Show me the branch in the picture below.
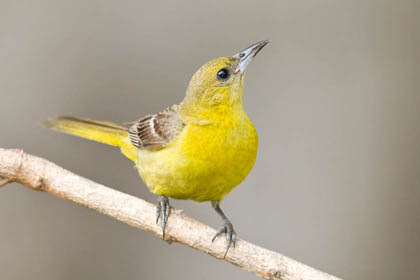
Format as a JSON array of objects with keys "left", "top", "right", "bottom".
[
  {"left": 0, "top": 148, "right": 341, "bottom": 280},
  {"left": 0, "top": 177, "right": 12, "bottom": 187}
]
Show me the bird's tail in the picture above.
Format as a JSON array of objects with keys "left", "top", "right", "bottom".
[{"left": 44, "top": 116, "right": 137, "bottom": 162}]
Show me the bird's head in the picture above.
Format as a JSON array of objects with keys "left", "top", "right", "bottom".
[{"left": 181, "top": 40, "right": 269, "bottom": 117}]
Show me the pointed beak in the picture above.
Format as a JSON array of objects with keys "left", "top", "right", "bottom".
[{"left": 233, "top": 40, "right": 270, "bottom": 74}]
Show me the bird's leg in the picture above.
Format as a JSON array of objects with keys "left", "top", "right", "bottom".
[
  {"left": 211, "top": 200, "right": 237, "bottom": 257},
  {"left": 155, "top": 195, "right": 171, "bottom": 240}
]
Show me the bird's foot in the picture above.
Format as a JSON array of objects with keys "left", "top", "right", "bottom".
[
  {"left": 212, "top": 220, "right": 237, "bottom": 258},
  {"left": 156, "top": 195, "right": 171, "bottom": 240}
]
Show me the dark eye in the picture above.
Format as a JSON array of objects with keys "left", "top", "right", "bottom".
[{"left": 216, "top": 68, "right": 230, "bottom": 81}]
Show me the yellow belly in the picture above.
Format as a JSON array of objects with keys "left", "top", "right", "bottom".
[{"left": 135, "top": 117, "right": 258, "bottom": 202}]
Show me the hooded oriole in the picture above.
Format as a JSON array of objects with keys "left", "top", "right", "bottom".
[{"left": 45, "top": 40, "right": 269, "bottom": 256}]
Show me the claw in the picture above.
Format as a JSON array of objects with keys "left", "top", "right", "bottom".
[
  {"left": 232, "top": 232, "right": 237, "bottom": 248},
  {"left": 212, "top": 220, "right": 237, "bottom": 258},
  {"left": 211, "top": 226, "right": 227, "bottom": 243},
  {"left": 155, "top": 196, "right": 171, "bottom": 240},
  {"left": 211, "top": 201, "right": 237, "bottom": 257},
  {"left": 156, "top": 204, "right": 161, "bottom": 224}
]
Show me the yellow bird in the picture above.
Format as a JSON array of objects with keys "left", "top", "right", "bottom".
[{"left": 45, "top": 40, "right": 269, "bottom": 256}]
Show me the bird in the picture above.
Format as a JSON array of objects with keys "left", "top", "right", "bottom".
[{"left": 45, "top": 40, "right": 270, "bottom": 257}]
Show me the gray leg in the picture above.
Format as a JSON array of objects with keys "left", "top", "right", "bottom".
[
  {"left": 211, "top": 201, "right": 237, "bottom": 257},
  {"left": 156, "top": 195, "right": 171, "bottom": 240}
]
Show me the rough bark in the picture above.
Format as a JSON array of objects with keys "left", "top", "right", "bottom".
[{"left": 0, "top": 148, "right": 341, "bottom": 280}]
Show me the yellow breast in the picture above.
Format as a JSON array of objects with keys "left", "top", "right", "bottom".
[{"left": 136, "top": 108, "right": 258, "bottom": 202}]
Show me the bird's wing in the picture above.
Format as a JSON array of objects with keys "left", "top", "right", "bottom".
[{"left": 128, "top": 105, "right": 186, "bottom": 150}]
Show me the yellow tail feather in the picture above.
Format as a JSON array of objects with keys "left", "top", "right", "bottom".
[{"left": 44, "top": 116, "right": 137, "bottom": 162}]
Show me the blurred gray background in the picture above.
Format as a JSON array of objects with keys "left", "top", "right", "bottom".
[{"left": 1, "top": 1, "right": 419, "bottom": 279}]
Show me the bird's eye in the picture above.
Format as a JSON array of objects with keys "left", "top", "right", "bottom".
[{"left": 216, "top": 68, "right": 230, "bottom": 81}]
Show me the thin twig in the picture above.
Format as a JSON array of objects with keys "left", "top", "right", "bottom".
[{"left": 0, "top": 148, "right": 341, "bottom": 280}]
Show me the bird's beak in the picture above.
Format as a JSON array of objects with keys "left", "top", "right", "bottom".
[{"left": 233, "top": 40, "right": 270, "bottom": 74}]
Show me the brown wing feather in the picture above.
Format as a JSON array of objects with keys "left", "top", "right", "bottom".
[{"left": 128, "top": 105, "right": 185, "bottom": 150}]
